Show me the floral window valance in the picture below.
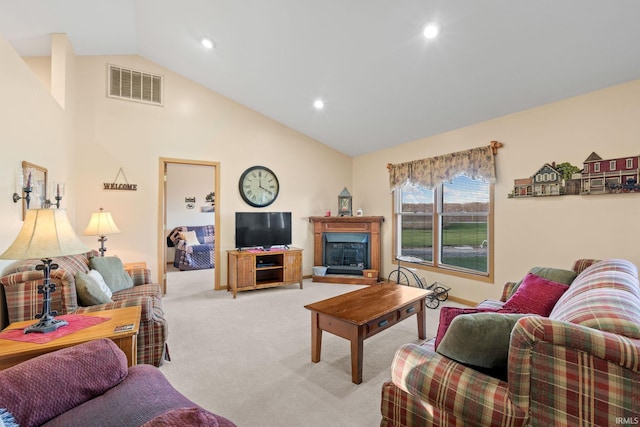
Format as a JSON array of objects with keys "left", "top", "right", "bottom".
[{"left": 387, "top": 141, "right": 502, "bottom": 190}]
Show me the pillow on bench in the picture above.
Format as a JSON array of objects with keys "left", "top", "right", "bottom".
[
  {"left": 506, "top": 266, "right": 577, "bottom": 300},
  {"left": 435, "top": 271, "right": 571, "bottom": 377},
  {"left": 75, "top": 271, "right": 113, "bottom": 306},
  {"left": 0, "top": 339, "right": 128, "bottom": 427},
  {"left": 502, "top": 272, "right": 570, "bottom": 316},
  {"left": 89, "top": 256, "right": 134, "bottom": 293},
  {"left": 437, "top": 312, "right": 530, "bottom": 370}
]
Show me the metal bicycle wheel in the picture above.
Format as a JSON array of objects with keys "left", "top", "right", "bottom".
[
  {"left": 388, "top": 269, "right": 410, "bottom": 286},
  {"left": 434, "top": 286, "right": 449, "bottom": 301},
  {"left": 425, "top": 296, "right": 440, "bottom": 309}
]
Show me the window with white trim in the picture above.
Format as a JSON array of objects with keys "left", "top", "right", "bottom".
[
  {"left": 393, "top": 175, "right": 492, "bottom": 277},
  {"left": 610, "top": 160, "right": 616, "bottom": 170},
  {"left": 594, "top": 163, "right": 600, "bottom": 172},
  {"left": 626, "top": 158, "right": 633, "bottom": 169}
]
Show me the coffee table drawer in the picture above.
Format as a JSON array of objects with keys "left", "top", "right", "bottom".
[
  {"left": 366, "top": 312, "right": 397, "bottom": 336},
  {"left": 398, "top": 301, "right": 422, "bottom": 321}
]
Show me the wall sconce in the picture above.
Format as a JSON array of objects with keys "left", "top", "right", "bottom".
[
  {"left": 12, "top": 168, "right": 33, "bottom": 209},
  {"left": 43, "top": 182, "right": 65, "bottom": 209},
  {"left": 12, "top": 162, "right": 51, "bottom": 218}
]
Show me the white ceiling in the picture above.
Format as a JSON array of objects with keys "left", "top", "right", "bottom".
[{"left": 2, "top": 0, "right": 640, "bottom": 157}]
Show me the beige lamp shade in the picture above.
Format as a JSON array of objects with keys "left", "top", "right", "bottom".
[
  {"left": 83, "top": 208, "right": 121, "bottom": 237},
  {"left": 0, "top": 209, "right": 90, "bottom": 260}
]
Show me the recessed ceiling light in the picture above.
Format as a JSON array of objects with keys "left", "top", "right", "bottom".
[
  {"left": 200, "top": 36, "right": 215, "bottom": 49},
  {"left": 313, "top": 99, "right": 325, "bottom": 110},
  {"left": 423, "top": 23, "right": 440, "bottom": 39}
]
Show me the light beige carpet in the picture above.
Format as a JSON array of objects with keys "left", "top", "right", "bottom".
[{"left": 159, "top": 270, "right": 465, "bottom": 427}]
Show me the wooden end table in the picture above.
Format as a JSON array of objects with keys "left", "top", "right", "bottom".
[
  {"left": 304, "top": 284, "right": 431, "bottom": 384},
  {"left": 0, "top": 306, "right": 141, "bottom": 371}
]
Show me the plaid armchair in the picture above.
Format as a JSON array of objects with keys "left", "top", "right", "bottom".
[
  {"left": 168, "top": 225, "right": 215, "bottom": 271},
  {"left": 0, "top": 252, "right": 168, "bottom": 367},
  {"left": 381, "top": 258, "right": 640, "bottom": 426}
]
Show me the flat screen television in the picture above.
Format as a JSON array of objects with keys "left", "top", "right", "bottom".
[{"left": 235, "top": 212, "right": 292, "bottom": 250}]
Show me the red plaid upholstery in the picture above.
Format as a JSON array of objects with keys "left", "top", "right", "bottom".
[
  {"left": 385, "top": 340, "right": 527, "bottom": 426},
  {"left": 499, "top": 281, "right": 516, "bottom": 303},
  {"left": 0, "top": 253, "right": 168, "bottom": 367},
  {"left": 510, "top": 316, "right": 640, "bottom": 425},
  {"left": 382, "top": 258, "right": 640, "bottom": 426}
]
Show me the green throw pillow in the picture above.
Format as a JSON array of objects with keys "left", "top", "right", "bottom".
[
  {"left": 76, "top": 271, "right": 113, "bottom": 306},
  {"left": 507, "top": 266, "right": 577, "bottom": 300},
  {"left": 89, "top": 256, "right": 134, "bottom": 293},
  {"left": 436, "top": 312, "right": 529, "bottom": 369}
]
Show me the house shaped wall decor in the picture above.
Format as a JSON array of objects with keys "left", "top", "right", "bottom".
[
  {"left": 511, "top": 163, "right": 563, "bottom": 197},
  {"left": 509, "top": 152, "right": 640, "bottom": 198},
  {"left": 581, "top": 152, "right": 640, "bottom": 194}
]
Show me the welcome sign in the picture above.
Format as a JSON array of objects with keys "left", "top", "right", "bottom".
[{"left": 104, "top": 168, "right": 138, "bottom": 191}]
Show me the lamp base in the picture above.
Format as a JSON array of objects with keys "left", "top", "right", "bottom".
[{"left": 24, "top": 316, "right": 68, "bottom": 334}]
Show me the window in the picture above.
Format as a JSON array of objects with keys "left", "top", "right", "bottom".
[
  {"left": 610, "top": 160, "right": 616, "bottom": 171},
  {"left": 626, "top": 158, "right": 633, "bottom": 169},
  {"left": 594, "top": 163, "right": 600, "bottom": 172},
  {"left": 393, "top": 175, "right": 493, "bottom": 279}
]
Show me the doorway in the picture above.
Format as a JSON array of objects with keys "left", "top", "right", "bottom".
[{"left": 158, "top": 158, "right": 220, "bottom": 294}]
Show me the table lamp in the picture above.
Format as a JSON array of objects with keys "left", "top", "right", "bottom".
[
  {"left": 0, "top": 209, "right": 90, "bottom": 333},
  {"left": 82, "top": 208, "right": 121, "bottom": 256}
]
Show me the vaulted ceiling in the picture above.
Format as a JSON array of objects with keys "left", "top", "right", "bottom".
[{"left": 2, "top": 1, "right": 640, "bottom": 156}]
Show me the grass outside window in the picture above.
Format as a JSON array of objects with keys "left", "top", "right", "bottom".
[{"left": 393, "top": 175, "right": 493, "bottom": 281}]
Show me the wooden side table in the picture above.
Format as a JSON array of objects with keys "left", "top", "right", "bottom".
[
  {"left": 123, "top": 261, "right": 147, "bottom": 271},
  {"left": 0, "top": 306, "right": 141, "bottom": 371}
]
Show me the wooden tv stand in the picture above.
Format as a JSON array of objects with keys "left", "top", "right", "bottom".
[{"left": 227, "top": 247, "right": 303, "bottom": 298}]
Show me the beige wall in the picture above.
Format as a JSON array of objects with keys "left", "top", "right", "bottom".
[
  {"left": 0, "top": 35, "right": 78, "bottom": 326},
  {"left": 354, "top": 79, "right": 640, "bottom": 303},
  {"left": 0, "top": 36, "right": 76, "bottom": 267},
  {"left": 2, "top": 32, "right": 640, "bottom": 306},
  {"left": 72, "top": 55, "right": 352, "bottom": 286}
]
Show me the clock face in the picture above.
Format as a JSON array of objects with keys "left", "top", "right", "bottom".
[{"left": 239, "top": 166, "right": 279, "bottom": 207}]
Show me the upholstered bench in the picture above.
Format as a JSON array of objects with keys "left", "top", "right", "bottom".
[{"left": 0, "top": 339, "right": 235, "bottom": 427}]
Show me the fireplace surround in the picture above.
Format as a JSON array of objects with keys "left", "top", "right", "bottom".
[{"left": 309, "top": 216, "right": 384, "bottom": 284}]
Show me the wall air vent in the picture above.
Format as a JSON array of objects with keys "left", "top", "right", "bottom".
[{"left": 107, "top": 64, "right": 163, "bottom": 106}]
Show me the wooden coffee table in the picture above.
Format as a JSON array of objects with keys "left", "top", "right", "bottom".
[
  {"left": 304, "top": 284, "right": 431, "bottom": 384},
  {"left": 0, "top": 306, "right": 141, "bottom": 371}
]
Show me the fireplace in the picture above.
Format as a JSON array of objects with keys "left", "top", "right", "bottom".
[
  {"left": 323, "top": 232, "right": 369, "bottom": 275},
  {"left": 309, "top": 216, "right": 384, "bottom": 284}
]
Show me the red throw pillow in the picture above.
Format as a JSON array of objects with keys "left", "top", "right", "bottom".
[
  {"left": 502, "top": 272, "right": 569, "bottom": 316},
  {"left": 435, "top": 307, "right": 498, "bottom": 350}
]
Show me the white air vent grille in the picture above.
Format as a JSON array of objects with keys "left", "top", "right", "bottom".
[{"left": 108, "top": 65, "right": 163, "bottom": 106}]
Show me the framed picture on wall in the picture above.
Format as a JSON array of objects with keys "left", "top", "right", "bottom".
[{"left": 21, "top": 161, "right": 47, "bottom": 220}]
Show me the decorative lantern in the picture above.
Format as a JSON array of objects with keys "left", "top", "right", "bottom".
[{"left": 338, "top": 187, "right": 352, "bottom": 217}]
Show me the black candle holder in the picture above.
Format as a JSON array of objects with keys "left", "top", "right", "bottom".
[
  {"left": 25, "top": 258, "right": 68, "bottom": 333},
  {"left": 12, "top": 186, "right": 33, "bottom": 209}
]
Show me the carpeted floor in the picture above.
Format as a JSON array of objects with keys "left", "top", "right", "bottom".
[{"left": 159, "top": 270, "right": 465, "bottom": 427}]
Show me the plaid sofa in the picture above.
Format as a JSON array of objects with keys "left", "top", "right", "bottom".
[
  {"left": 381, "top": 258, "right": 640, "bottom": 426},
  {"left": 0, "top": 251, "right": 168, "bottom": 367}
]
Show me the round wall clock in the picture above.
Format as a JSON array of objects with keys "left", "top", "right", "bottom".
[{"left": 239, "top": 165, "right": 280, "bottom": 207}]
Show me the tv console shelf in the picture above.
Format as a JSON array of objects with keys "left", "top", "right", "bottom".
[{"left": 227, "top": 247, "right": 303, "bottom": 298}]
